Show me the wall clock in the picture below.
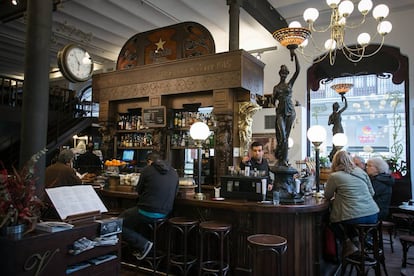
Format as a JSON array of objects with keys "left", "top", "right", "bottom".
[{"left": 57, "top": 44, "right": 94, "bottom": 82}]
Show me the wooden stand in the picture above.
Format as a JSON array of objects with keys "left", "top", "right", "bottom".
[{"left": 0, "top": 222, "right": 121, "bottom": 276}]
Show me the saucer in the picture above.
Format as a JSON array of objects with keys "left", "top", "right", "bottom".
[{"left": 212, "top": 197, "right": 225, "bottom": 201}]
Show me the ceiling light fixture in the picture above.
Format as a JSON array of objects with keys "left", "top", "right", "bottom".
[
  {"left": 273, "top": 0, "right": 392, "bottom": 65},
  {"left": 331, "top": 83, "right": 353, "bottom": 95},
  {"left": 11, "top": 0, "right": 18, "bottom": 6}
]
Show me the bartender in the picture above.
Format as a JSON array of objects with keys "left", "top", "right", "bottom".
[{"left": 240, "top": 141, "right": 274, "bottom": 189}]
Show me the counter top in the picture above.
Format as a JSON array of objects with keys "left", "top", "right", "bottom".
[{"left": 175, "top": 195, "right": 328, "bottom": 214}]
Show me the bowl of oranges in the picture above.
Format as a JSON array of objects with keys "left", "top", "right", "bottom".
[{"left": 104, "top": 159, "right": 126, "bottom": 175}]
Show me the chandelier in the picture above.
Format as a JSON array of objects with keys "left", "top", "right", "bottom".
[{"left": 273, "top": 0, "right": 392, "bottom": 65}]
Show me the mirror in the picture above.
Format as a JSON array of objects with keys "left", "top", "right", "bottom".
[{"left": 307, "top": 45, "right": 409, "bottom": 178}]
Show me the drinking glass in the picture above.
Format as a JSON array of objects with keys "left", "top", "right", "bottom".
[{"left": 273, "top": 191, "right": 280, "bottom": 205}]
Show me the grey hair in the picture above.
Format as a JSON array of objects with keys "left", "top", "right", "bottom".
[
  {"left": 367, "top": 157, "right": 390, "bottom": 174},
  {"left": 353, "top": 155, "right": 365, "bottom": 164},
  {"left": 58, "top": 149, "right": 74, "bottom": 164}
]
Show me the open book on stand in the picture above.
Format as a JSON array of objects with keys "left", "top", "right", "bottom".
[{"left": 46, "top": 185, "right": 108, "bottom": 223}]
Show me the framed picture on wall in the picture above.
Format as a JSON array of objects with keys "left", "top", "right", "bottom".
[{"left": 252, "top": 133, "right": 277, "bottom": 166}]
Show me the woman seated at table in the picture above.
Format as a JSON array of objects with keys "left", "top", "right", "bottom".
[{"left": 325, "top": 151, "right": 379, "bottom": 257}]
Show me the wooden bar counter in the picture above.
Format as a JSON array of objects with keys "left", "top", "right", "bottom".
[
  {"left": 173, "top": 196, "right": 329, "bottom": 276},
  {"left": 97, "top": 187, "right": 329, "bottom": 276}
]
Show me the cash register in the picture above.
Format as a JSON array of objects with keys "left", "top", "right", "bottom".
[{"left": 220, "top": 175, "right": 269, "bottom": 201}]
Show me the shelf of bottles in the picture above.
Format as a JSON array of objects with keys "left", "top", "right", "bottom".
[
  {"left": 116, "top": 112, "right": 153, "bottom": 149},
  {"left": 117, "top": 132, "right": 153, "bottom": 149},
  {"left": 171, "top": 110, "right": 215, "bottom": 149},
  {"left": 117, "top": 113, "right": 143, "bottom": 131}
]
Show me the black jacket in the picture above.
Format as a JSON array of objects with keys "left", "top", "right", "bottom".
[
  {"left": 136, "top": 160, "right": 179, "bottom": 215},
  {"left": 371, "top": 173, "right": 395, "bottom": 220}
]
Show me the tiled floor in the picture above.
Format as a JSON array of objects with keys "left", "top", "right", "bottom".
[{"left": 121, "top": 231, "right": 414, "bottom": 275}]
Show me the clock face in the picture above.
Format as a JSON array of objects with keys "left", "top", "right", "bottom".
[{"left": 58, "top": 44, "right": 94, "bottom": 82}]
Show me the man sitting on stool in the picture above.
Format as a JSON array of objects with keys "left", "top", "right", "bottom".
[{"left": 119, "top": 152, "right": 179, "bottom": 260}]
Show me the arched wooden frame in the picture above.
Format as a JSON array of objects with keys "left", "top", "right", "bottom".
[{"left": 306, "top": 44, "right": 410, "bottom": 178}]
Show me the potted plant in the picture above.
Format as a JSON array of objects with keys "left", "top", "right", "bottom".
[
  {"left": 386, "top": 91, "right": 407, "bottom": 179},
  {"left": 0, "top": 149, "right": 47, "bottom": 235}
]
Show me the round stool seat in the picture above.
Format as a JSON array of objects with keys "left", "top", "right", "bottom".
[
  {"left": 400, "top": 235, "right": 414, "bottom": 242},
  {"left": 247, "top": 234, "right": 287, "bottom": 247},
  {"left": 199, "top": 221, "right": 232, "bottom": 231},
  {"left": 393, "top": 213, "right": 414, "bottom": 220},
  {"left": 169, "top": 216, "right": 199, "bottom": 226},
  {"left": 247, "top": 234, "right": 287, "bottom": 276}
]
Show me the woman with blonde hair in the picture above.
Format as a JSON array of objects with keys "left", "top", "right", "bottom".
[{"left": 325, "top": 151, "right": 379, "bottom": 257}]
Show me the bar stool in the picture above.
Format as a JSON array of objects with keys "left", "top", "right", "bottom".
[
  {"left": 381, "top": 220, "right": 395, "bottom": 253},
  {"left": 167, "top": 217, "right": 199, "bottom": 276},
  {"left": 247, "top": 234, "right": 287, "bottom": 276},
  {"left": 199, "top": 220, "right": 232, "bottom": 276},
  {"left": 143, "top": 217, "right": 167, "bottom": 275},
  {"left": 399, "top": 234, "right": 414, "bottom": 268},
  {"left": 341, "top": 222, "right": 388, "bottom": 276}
]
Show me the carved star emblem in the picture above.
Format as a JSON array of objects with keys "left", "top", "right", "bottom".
[{"left": 155, "top": 38, "right": 166, "bottom": 51}]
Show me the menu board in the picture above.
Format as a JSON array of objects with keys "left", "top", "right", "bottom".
[{"left": 142, "top": 106, "right": 166, "bottom": 127}]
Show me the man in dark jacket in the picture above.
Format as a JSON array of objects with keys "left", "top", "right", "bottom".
[
  {"left": 366, "top": 157, "right": 395, "bottom": 220},
  {"left": 75, "top": 143, "right": 102, "bottom": 174},
  {"left": 119, "top": 152, "right": 179, "bottom": 260}
]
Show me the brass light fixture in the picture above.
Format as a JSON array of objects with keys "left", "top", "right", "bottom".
[
  {"left": 331, "top": 83, "right": 353, "bottom": 95},
  {"left": 273, "top": 0, "right": 392, "bottom": 65}
]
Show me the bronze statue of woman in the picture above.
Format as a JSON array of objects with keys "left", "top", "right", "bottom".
[
  {"left": 328, "top": 95, "right": 348, "bottom": 161},
  {"left": 328, "top": 94, "right": 348, "bottom": 135},
  {"left": 272, "top": 51, "right": 299, "bottom": 167}
]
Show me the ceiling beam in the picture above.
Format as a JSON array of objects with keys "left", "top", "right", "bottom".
[{"left": 241, "top": 0, "right": 287, "bottom": 34}]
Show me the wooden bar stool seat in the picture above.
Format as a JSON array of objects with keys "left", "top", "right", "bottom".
[
  {"left": 199, "top": 221, "right": 232, "bottom": 276},
  {"left": 167, "top": 217, "right": 199, "bottom": 276},
  {"left": 247, "top": 234, "right": 287, "bottom": 276}
]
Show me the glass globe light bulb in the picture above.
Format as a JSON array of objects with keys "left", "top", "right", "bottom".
[
  {"left": 299, "top": 39, "right": 309, "bottom": 48},
  {"left": 358, "top": 0, "right": 373, "bottom": 15},
  {"left": 357, "top": 32, "right": 371, "bottom": 46},
  {"left": 373, "top": 4, "right": 389, "bottom": 21},
  {"left": 377, "top": 21, "right": 392, "bottom": 35},
  {"left": 303, "top": 8, "right": 319, "bottom": 23},
  {"left": 338, "top": 0, "right": 354, "bottom": 17},
  {"left": 189, "top": 122, "right": 210, "bottom": 141},
  {"left": 332, "top": 133, "right": 348, "bottom": 147},
  {"left": 326, "top": 0, "right": 340, "bottom": 9},
  {"left": 307, "top": 125, "right": 327, "bottom": 143},
  {"left": 324, "top": 39, "right": 337, "bottom": 51},
  {"left": 289, "top": 21, "right": 302, "bottom": 28}
]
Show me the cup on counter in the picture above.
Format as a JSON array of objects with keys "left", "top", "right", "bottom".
[
  {"left": 402, "top": 201, "right": 409, "bottom": 206},
  {"left": 228, "top": 166, "right": 235, "bottom": 175},
  {"left": 244, "top": 166, "right": 250, "bottom": 176},
  {"left": 272, "top": 191, "right": 280, "bottom": 205},
  {"left": 214, "top": 186, "right": 221, "bottom": 198}
]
